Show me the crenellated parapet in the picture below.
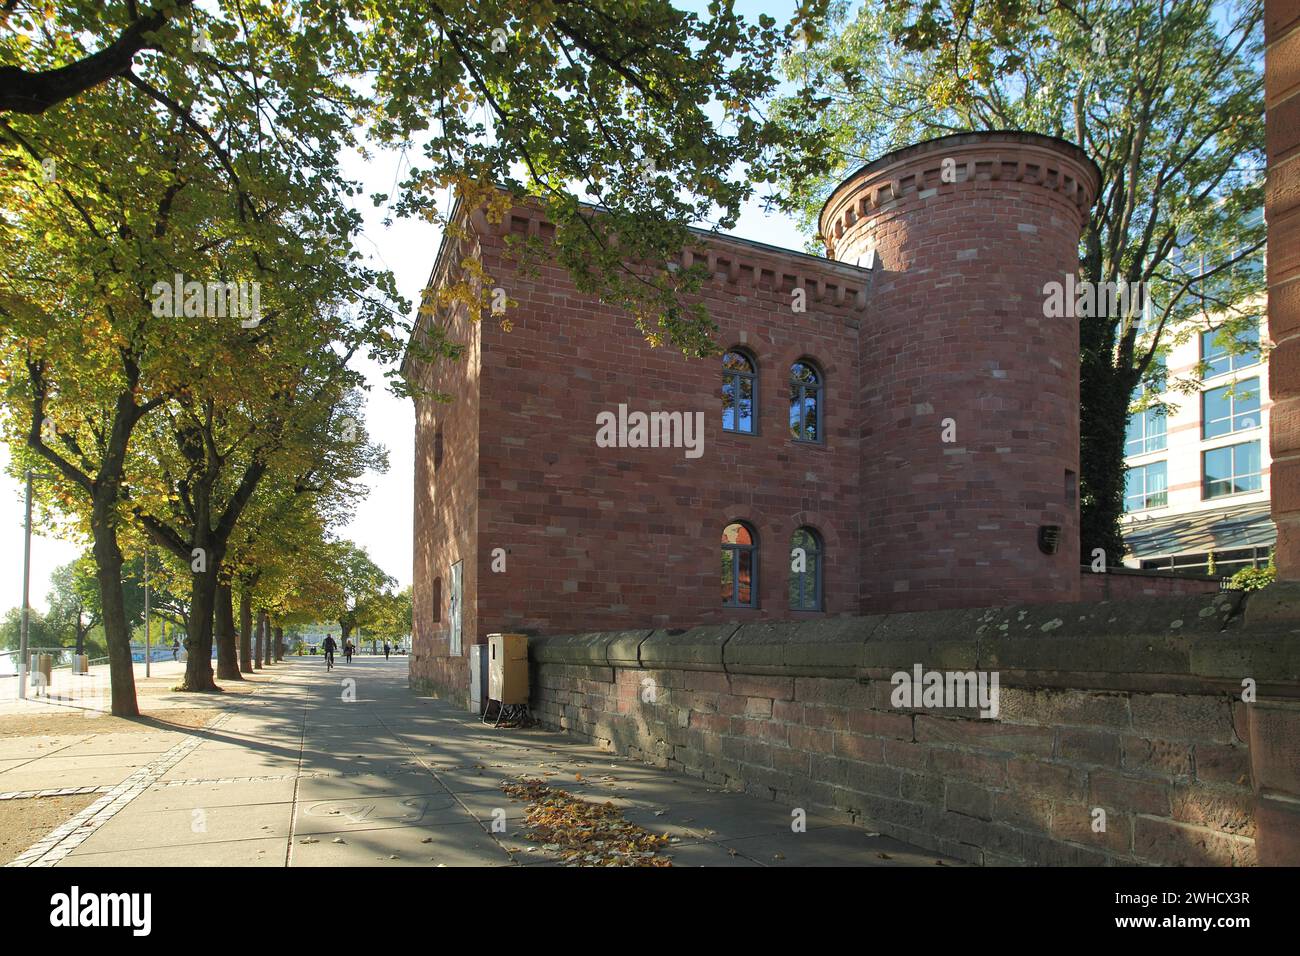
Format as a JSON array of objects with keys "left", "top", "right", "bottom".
[{"left": 820, "top": 131, "right": 1100, "bottom": 267}]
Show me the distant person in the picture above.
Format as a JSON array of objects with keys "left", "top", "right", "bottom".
[
  {"left": 321, "top": 634, "right": 337, "bottom": 671},
  {"left": 383, "top": 642, "right": 390, "bottom": 660},
  {"left": 343, "top": 639, "right": 353, "bottom": 664},
  {"left": 171, "top": 638, "right": 180, "bottom": 661}
]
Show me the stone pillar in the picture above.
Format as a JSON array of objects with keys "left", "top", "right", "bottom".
[
  {"left": 1268, "top": 1, "right": 1300, "bottom": 581},
  {"left": 820, "top": 132, "right": 1099, "bottom": 612},
  {"left": 1249, "top": 0, "right": 1300, "bottom": 867}
]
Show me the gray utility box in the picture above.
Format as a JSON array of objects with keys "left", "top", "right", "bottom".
[{"left": 469, "top": 644, "right": 488, "bottom": 715}]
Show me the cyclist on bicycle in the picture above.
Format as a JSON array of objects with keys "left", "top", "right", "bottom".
[{"left": 322, "top": 634, "right": 337, "bottom": 671}]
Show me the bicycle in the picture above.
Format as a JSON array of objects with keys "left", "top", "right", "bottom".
[{"left": 325, "top": 650, "right": 335, "bottom": 672}]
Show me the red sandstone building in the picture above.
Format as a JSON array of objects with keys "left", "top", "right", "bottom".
[{"left": 405, "top": 131, "right": 1102, "bottom": 700}]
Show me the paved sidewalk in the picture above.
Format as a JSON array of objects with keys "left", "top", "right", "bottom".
[{"left": 3, "top": 657, "right": 956, "bottom": 867}]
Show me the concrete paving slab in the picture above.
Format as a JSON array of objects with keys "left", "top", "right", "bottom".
[
  {"left": 63, "top": 837, "right": 286, "bottom": 867},
  {"left": 295, "top": 792, "right": 471, "bottom": 835},
  {"left": 621, "top": 795, "right": 842, "bottom": 842},
  {"left": 131, "top": 779, "right": 298, "bottom": 811},
  {"left": 68, "top": 800, "right": 293, "bottom": 852},
  {"left": 719, "top": 826, "right": 954, "bottom": 867},
  {"left": 157, "top": 747, "right": 301, "bottom": 781},
  {"left": 655, "top": 841, "right": 767, "bottom": 867},
  {"left": 293, "top": 771, "right": 441, "bottom": 802},
  {"left": 290, "top": 820, "right": 509, "bottom": 867}
]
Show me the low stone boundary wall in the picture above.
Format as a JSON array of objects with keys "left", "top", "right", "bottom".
[
  {"left": 1079, "top": 567, "right": 1222, "bottom": 601},
  {"left": 528, "top": 590, "right": 1300, "bottom": 866}
]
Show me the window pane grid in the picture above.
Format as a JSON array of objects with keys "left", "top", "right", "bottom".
[
  {"left": 722, "top": 522, "right": 758, "bottom": 608},
  {"left": 1124, "top": 461, "right": 1167, "bottom": 512},
  {"left": 1203, "top": 441, "right": 1263, "bottom": 499},
  {"left": 1201, "top": 325, "right": 1261, "bottom": 379},
  {"left": 1125, "top": 407, "right": 1167, "bottom": 456},
  {"left": 1202, "top": 378, "right": 1260, "bottom": 440},
  {"left": 789, "top": 363, "right": 822, "bottom": 442},
  {"left": 789, "top": 528, "right": 822, "bottom": 611},
  {"left": 722, "top": 351, "right": 757, "bottom": 435}
]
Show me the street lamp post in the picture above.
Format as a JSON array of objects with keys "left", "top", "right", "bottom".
[
  {"left": 19, "top": 468, "right": 52, "bottom": 701},
  {"left": 144, "top": 547, "right": 151, "bottom": 679}
]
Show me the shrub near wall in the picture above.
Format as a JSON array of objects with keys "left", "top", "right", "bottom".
[{"left": 529, "top": 592, "right": 1300, "bottom": 866}]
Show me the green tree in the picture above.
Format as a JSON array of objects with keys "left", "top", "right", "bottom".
[
  {"left": 44, "top": 557, "right": 101, "bottom": 655},
  {"left": 0, "top": 605, "right": 58, "bottom": 652},
  {"left": 364, "top": 586, "right": 412, "bottom": 650},
  {"left": 2, "top": 0, "right": 831, "bottom": 358},
  {"left": 766, "top": 0, "right": 1264, "bottom": 561},
  {"left": 322, "top": 540, "right": 396, "bottom": 646},
  {"left": 2, "top": 68, "right": 398, "bottom": 705}
]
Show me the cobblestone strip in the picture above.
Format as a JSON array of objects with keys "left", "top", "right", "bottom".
[
  {"left": 152, "top": 766, "right": 427, "bottom": 789},
  {"left": 0, "top": 785, "right": 114, "bottom": 801},
  {"left": 5, "top": 712, "right": 234, "bottom": 868}
]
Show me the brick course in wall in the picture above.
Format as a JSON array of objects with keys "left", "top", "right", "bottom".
[
  {"left": 528, "top": 591, "right": 1300, "bottom": 866},
  {"left": 1078, "top": 567, "right": 1222, "bottom": 601}
]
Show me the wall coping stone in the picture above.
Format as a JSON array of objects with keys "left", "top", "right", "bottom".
[
  {"left": 636, "top": 624, "right": 741, "bottom": 671},
  {"left": 528, "top": 589, "right": 1300, "bottom": 696}
]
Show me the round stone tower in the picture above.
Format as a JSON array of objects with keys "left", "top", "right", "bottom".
[{"left": 819, "top": 131, "right": 1100, "bottom": 612}]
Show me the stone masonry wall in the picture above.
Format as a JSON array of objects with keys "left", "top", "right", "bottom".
[
  {"left": 409, "top": 232, "right": 483, "bottom": 702},
  {"left": 528, "top": 591, "right": 1300, "bottom": 866},
  {"left": 1079, "top": 568, "right": 1222, "bottom": 601}
]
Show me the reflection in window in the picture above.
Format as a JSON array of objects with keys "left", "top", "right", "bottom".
[
  {"left": 789, "top": 362, "right": 823, "bottom": 442},
  {"left": 1203, "top": 442, "right": 1262, "bottom": 499},
  {"left": 1125, "top": 461, "right": 1168, "bottom": 512},
  {"left": 722, "top": 351, "right": 757, "bottom": 434},
  {"left": 789, "top": 527, "right": 823, "bottom": 611},
  {"left": 1201, "top": 323, "right": 1260, "bottom": 379},
  {"left": 1202, "top": 378, "right": 1261, "bottom": 440},
  {"left": 1125, "top": 406, "right": 1167, "bottom": 456},
  {"left": 722, "top": 522, "right": 758, "bottom": 608}
]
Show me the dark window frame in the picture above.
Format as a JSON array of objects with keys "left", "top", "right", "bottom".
[
  {"left": 722, "top": 349, "right": 759, "bottom": 436},
  {"left": 789, "top": 527, "right": 824, "bottom": 611},
  {"left": 789, "top": 360, "right": 825, "bottom": 444},
  {"left": 1202, "top": 440, "right": 1263, "bottom": 500},
  {"left": 1200, "top": 323, "right": 1261, "bottom": 380},
  {"left": 1201, "top": 377, "right": 1262, "bottom": 440},
  {"left": 1125, "top": 405, "right": 1168, "bottom": 457},
  {"left": 722, "top": 521, "right": 759, "bottom": 609},
  {"left": 1124, "top": 460, "right": 1168, "bottom": 513}
]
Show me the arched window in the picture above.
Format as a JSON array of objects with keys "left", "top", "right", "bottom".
[
  {"left": 722, "top": 350, "right": 757, "bottom": 434},
  {"left": 790, "top": 361, "right": 823, "bottom": 442},
  {"left": 789, "top": 527, "right": 823, "bottom": 611},
  {"left": 722, "top": 521, "right": 758, "bottom": 608}
]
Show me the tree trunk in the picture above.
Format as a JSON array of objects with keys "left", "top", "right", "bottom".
[
  {"left": 238, "top": 585, "right": 254, "bottom": 673},
  {"left": 252, "top": 610, "right": 262, "bottom": 670},
  {"left": 259, "top": 612, "right": 271, "bottom": 666},
  {"left": 90, "top": 500, "right": 139, "bottom": 717},
  {"left": 274, "top": 625, "right": 284, "bottom": 662},
  {"left": 180, "top": 565, "right": 220, "bottom": 692},
  {"left": 214, "top": 583, "right": 242, "bottom": 680}
]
